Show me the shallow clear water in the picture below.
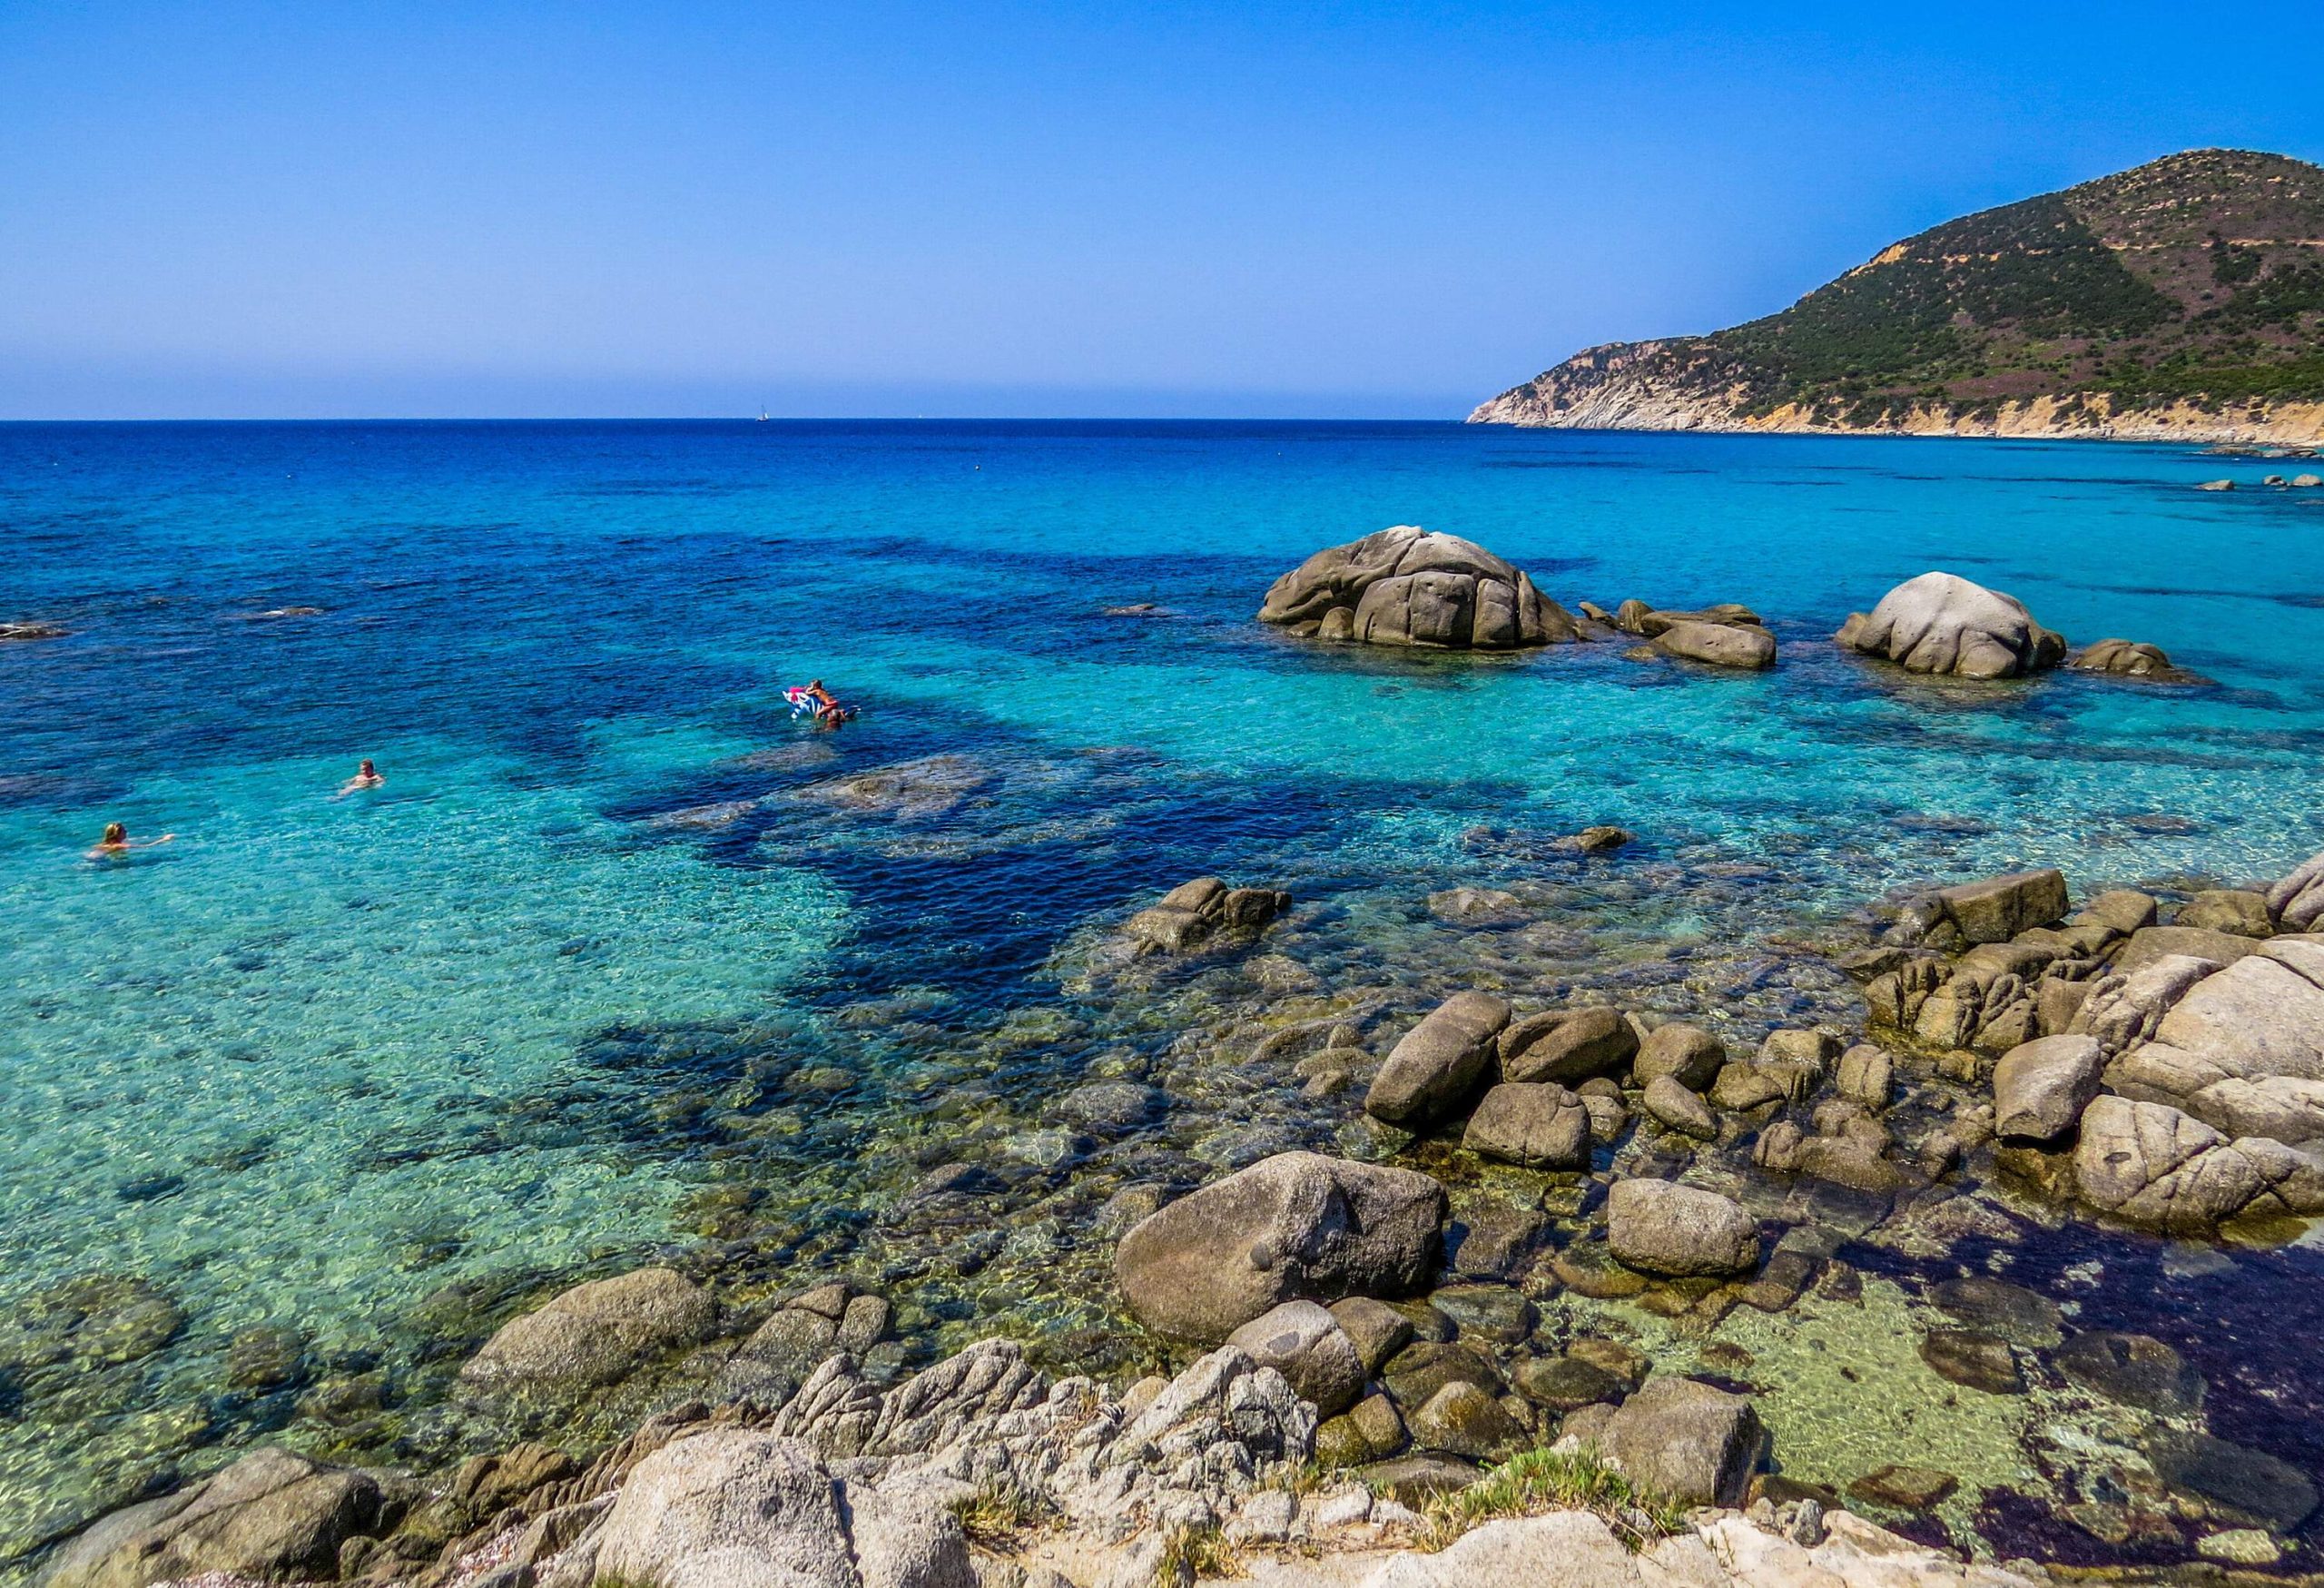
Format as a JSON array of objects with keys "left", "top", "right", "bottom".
[{"left": 3, "top": 420, "right": 2321, "bottom": 1558}]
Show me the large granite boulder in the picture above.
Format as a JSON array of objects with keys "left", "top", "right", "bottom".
[
  {"left": 1257, "top": 527, "right": 1581, "bottom": 649},
  {"left": 1599, "top": 1376, "right": 1765, "bottom": 1506},
  {"left": 1115, "top": 1152, "right": 1445, "bottom": 1342},
  {"left": 1605, "top": 1179, "right": 1758, "bottom": 1277},
  {"left": 593, "top": 1429, "right": 972, "bottom": 1588},
  {"left": 459, "top": 1267, "right": 716, "bottom": 1396},
  {"left": 1365, "top": 992, "right": 1509, "bottom": 1127},
  {"left": 39, "top": 1448, "right": 384, "bottom": 1588},
  {"left": 2100, "top": 939, "right": 2324, "bottom": 1140},
  {"left": 1499, "top": 1005, "right": 1638, "bottom": 1085},
  {"left": 1836, "top": 572, "right": 2066, "bottom": 679},
  {"left": 1994, "top": 1035, "right": 2106, "bottom": 1143},
  {"left": 2073, "top": 1096, "right": 2324, "bottom": 1233},
  {"left": 1631, "top": 1022, "right": 1725, "bottom": 1090}
]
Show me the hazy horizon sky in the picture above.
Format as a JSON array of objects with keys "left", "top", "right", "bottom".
[{"left": 5, "top": 2, "right": 2321, "bottom": 420}]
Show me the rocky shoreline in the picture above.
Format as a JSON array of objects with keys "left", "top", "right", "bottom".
[
  {"left": 1464, "top": 365, "right": 2324, "bottom": 449},
  {"left": 34, "top": 829, "right": 2324, "bottom": 1588}
]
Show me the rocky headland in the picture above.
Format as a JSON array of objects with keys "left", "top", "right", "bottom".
[{"left": 1469, "top": 151, "right": 2324, "bottom": 445}]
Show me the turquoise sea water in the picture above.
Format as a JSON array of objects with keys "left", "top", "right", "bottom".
[{"left": 3, "top": 420, "right": 2322, "bottom": 1559}]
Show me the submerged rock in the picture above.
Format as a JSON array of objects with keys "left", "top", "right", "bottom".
[
  {"left": 1256, "top": 526, "right": 1581, "bottom": 649},
  {"left": 459, "top": 1267, "right": 716, "bottom": 1396},
  {"left": 40, "top": 1447, "right": 384, "bottom": 1588},
  {"left": 1114, "top": 1151, "right": 1445, "bottom": 1342},
  {"left": 1124, "top": 875, "right": 1289, "bottom": 956}
]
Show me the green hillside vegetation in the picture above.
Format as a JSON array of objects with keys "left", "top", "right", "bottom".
[{"left": 1522, "top": 150, "right": 2324, "bottom": 427}]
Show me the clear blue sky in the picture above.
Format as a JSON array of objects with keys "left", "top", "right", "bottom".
[{"left": 4, "top": 2, "right": 2319, "bottom": 419}]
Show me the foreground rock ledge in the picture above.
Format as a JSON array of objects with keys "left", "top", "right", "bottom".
[{"left": 1257, "top": 527, "right": 1581, "bottom": 649}]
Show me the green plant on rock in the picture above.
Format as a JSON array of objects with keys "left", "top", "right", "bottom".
[
  {"left": 1417, "top": 1443, "right": 1690, "bottom": 1553},
  {"left": 1157, "top": 1521, "right": 1243, "bottom": 1583},
  {"left": 947, "top": 1477, "right": 1059, "bottom": 1546}
]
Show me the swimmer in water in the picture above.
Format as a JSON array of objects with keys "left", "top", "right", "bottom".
[
  {"left": 87, "top": 822, "right": 174, "bottom": 860},
  {"left": 336, "top": 758, "right": 385, "bottom": 797}
]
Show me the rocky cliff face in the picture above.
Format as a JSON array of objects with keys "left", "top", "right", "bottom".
[{"left": 1472, "top": 149, "right": 2324, "bottom": 444}]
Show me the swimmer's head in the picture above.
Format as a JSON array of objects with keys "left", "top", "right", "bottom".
[
  {"left": 102, "top": 822, "right": 125, "bottom": 844},
  {"left": 359, "top": 759, "right": 377, "bottom": 776}
]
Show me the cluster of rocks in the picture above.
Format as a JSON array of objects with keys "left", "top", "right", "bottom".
[
  {"left": 1256, "top": 527, "right": 1582, "bottom": 650},
  {"left": 2199, "top": 473, "right": 2323, "bottom": 488},
  {"left": 1851, "top": 851, "right": 2324, "bottom": 1231},
  {"left": 38, "top": 1317, "right": 2044, "bottom": 1588},
  {"left": 1580, "top": 599, "right": 1777, "bottom": 671},
  {"left": 1108, "top": 1150, "right": 1772, "bottom": 1507},
  {"left": 1259, "top": 533, "right": 2188, "bottom": 687},
  {"left": 1119, "top": 877, "right": 1291, "bottom": 958},
  {"left": 1, "top": 619, "right": 69, "bottom": 642}
]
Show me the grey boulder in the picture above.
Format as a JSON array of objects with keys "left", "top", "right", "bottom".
[
  {"left": 1641, "top": 1076, "right": 1718, "bottom": 1141},
  {"left": 1600, "top": 1376, "right": 1765, "bottom": 1506},
  {"left": 1115, "top": 1151, "right": 1445, "bottom": 1342},
  {"left": 1499, "top": 1005, "right": 1638, "bottom": 1085},
  {"left": 1632, "top": 1023, "right": 1725, "bottom": 1090},
  {"left": 1993, "top": 1035, "right": 2106, "bottom": 1142},
  {"left": 1835, "top": 571, "right": 2066, "bottom": 678},
  {"left": 1258, "top": 526, "right": 1581, "bottom": 650},
  {"left": 1937, "top": 869, "right": 2069, "bottom": 943},
  {"left": 1226, "top": 1301, "right": 1367, "bottom": 1417},
  {"left": 2270, "top": 848, "right": 2324, "bottom": 932},
  {"left": 1606, "top": 1179, "right": 1758, "bottom": 1277},
  {"left": 2073, "top": 1096, "right": 2324, "bottom": 1233},
  {"left": 1462, "top": 1082, "right": 1591, "bottom": 1169},
  {"left": 1365, "top": 992, "right": 1509, "bottom": 1127},
  {"left": 460, "top": 1267, "right": 716, "bottom": 1395},
  {"left": 39, "top": 1447, "right": 383, "bottom": 1588}
]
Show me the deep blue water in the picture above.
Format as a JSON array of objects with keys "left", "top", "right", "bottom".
[{"left": 3, "top": 419, "right": 2321, "bottom": 1553}]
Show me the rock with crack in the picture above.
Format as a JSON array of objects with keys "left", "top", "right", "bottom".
[
  {"left": 1835, "top": 571, "right": 2066, "bottom": 679},
  {"left": 591, "top": 1428, "right": 974, "bottom": 1588},
  {"left": 1257, "top": 526, "right": 1582, "bottom": 649},
  {"left": 2073, "top": 1095, "right": 2324, "bottom": 1233},
  {"left": 1114, "top": 1151, "right": 1445, "bottom": 1342},
  {"left": 2270, "top": 847, "right": 2324, "bottom": 932}
]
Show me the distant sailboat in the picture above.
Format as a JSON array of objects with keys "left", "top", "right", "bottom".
[{"left": 756, "top": 408, "right": 770, "bottom": 422}]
